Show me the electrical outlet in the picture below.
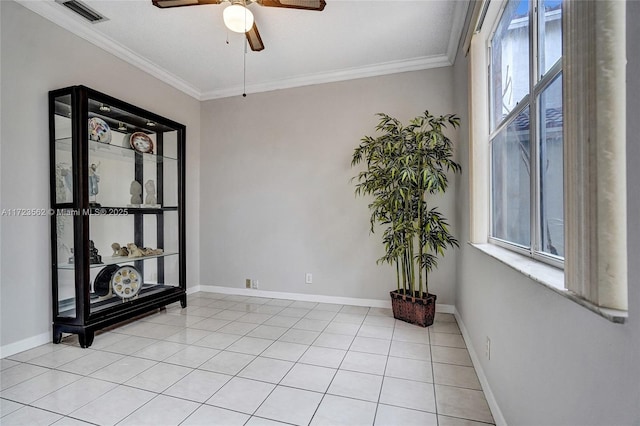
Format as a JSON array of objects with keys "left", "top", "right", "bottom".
[
  {"left": 245, "top": 279, "right": 251, "bottom": 289},
  {"left": 305, "top": 273, "right": 312, "bottom": 284},
  {"left": 252, "top": 280, "right": 259, "bottom": 289},
  {"left": 486, "top": 336, "right": 491, "bottom": 360}
]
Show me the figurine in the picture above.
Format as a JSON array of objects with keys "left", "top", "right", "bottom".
[
  {"left": 88, "top": 240, "right": 103, "bottom": 264},
  {"left": 88, "top": 163, "right": 100, "bottom": 197},
  {"left": 127, "top": 243, "right": 145, "bottom": 258},
  {"left": 130, "top": 180, "right": 142, "bottom": 205},
  {"left": 118, "top": 246, "right": 129, "bottom": 257},
  {"left": 111, "top": 242, "right": 121, "bottom": 256},
  {"left": 144, "top": 180, "right": 157, "bottom": 205}
]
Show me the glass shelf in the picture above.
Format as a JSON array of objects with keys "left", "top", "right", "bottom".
[
  {"left": 56, "top": 137, "right": 178, "bottom": 161},
  {"left": 58, "top": 251, "right": 178, "bottom": 269}
]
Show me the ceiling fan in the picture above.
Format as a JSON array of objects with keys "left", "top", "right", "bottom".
[{"left": 152, "top": 0, "right": 326, "bottom": 52}]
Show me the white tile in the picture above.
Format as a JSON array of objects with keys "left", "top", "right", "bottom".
[
  {"left": 379, "top": 377, "right": 436, "bottom": 412},
  {"left": 278, "top": 329, "right": 320, "bottom": 345},
  {"left": 0, "top": 359, "right": 19, "bottom": 371},
  {"left": 385, "top": 356, "right": 433, "bottom": 383},
  {"left": 375, "top": 404, "right": 438, "bottom": 425},
  {"left": 119, "top": 322, "right": 184, "bottom": 340},
  {"left": 333, "top": 313, "right": 366, "bottom": 324},
  {"left": 28, "top": 346, "right": 88, "bottom": 368},
  {"left": 311, "top": 394, "right": 376, "bottom": 426},
  {"left": 70, "top": 385, "right": 155, "bottom": 426},
  {"left": 165, "top": 328, "right": 212, "bottom": 345},
  {"left": 189, "top": 318, "right": 231, "bottom": 332},
  {"left": 199, "top": 351, "right": 256, "bottom": 375},
  {"left": 125, "top": 362, "right": 193, "bottom": 393},
  {"left": 7, "top": 343, "right": 63, "bottom": 363},
  {"left": 350, "top": 336, "right": 391, "bottom": 355},
  {"left": 312, "top": 332, "right": 354, "bottom": 350},
  {"left": 227, "top": 336, "right": 274, "bottom": 355},
  {"left": 292, "top": 318, "right": 329, "bottom": 332},
  {"left": 245, "top": 417, "right": 290, "bottom": 425},
  {"left": 437, "top": 415, "right": 493, "bottom": 426},
  {"left": 217, "top": 321, "right": 259, "bottom": 335},
  {"left": 340, "top": 351, "right": 387, "bottom": 375},
  {"left": 89, "top": 356, "right": 157, "bottom": 383},
  {"left": 433, "top": 363, "right": 481, "bottom": 390},
  {"left": 389, "top": 340, "right": 431, "bottom": 361},
  {"left": 304, "top": 310, "right": 337, "bottom": 321},
  {"left": 247, "top": 325, "right": 289, "bottom": 340},
  {"left": 254, "top": 386, "right": 323, "bottom": 426},
  {"left": 327, "top": 370, "right": 382, "bottom": 402},
  {"left": 0, "top": 363, "right": 50, "bottom": 390},
  {"left": 435, "top": 313, "right": 457, "bottom": 323},
  {"left": 0, "top": 370, "right": 81, "bottom": 404},
  {"left": 280, "top": 363, "right": 336, "bottom": 393},
  {"left": 212, "top": 310, "right": 247, "bottom": 320},
  {"left": 194, "top": 331, "right": 241, "bottom": 350},
  {"left": 429, "top": 332, "right": 466, "bottom": 349},
  {"left": 206, "top": 377, "right": 275, "bottom": 414},
  {"left": 363, "top": 315, "right": 396, "bottom": 328},
  {"left": 289, "top": 301, "right": 318, "bottom": 309},
  {"left": 0, "top": 406, "right": 63, "bottom": 425},
  {"left": 431, "top": 321, "right": 461, "bottom": 334},
  {"left": 265, "top": 299, "right": 294, "bottom": 307},
  {"left": 51, "top": 416, "right": 95, "bottom": 425},
  {"left": 133, "top": 341, "right": 189, "bottom": 361},
  {"left": 358, "top": 325, "right": 394, "bottom": 340},
  {"left": 163, "top": 345, "right": 220, "bottom": 368},
  {"left": 163, "top": 369, "right": 232, "bottom": 403},
  {"left": 32, "top": 377, "right": 116, "bottom": 415},
  {"left": 263, "top": 316, "right": 300, "bottom": 328},
  {"left": 435, "top": 385, "right": 494, "bottom": 424},
  {"left": 1, "top": 398, "right": 24, "bottom": 417},
  {"left": 238, "top": 313, "right": 273, "bottom": 324},
  {"left": 340, "top": 305, "right": 370, "bottom": 315},
  {"left": 253, "top": 305, "right": 285, "bottom": 315},
  {"left": 100, "top": 335, "right": 158, "bottom": 355},
  {"left": 367, "top": 307, "right": 394, "bottom": 317},
  {"left": 261, "top": 341, "right": 309, "bottom": 362},
  {"left": 323, "top": 321, "right": 360, "bottom": 336},
  {"left": 278, "top": 307, "right": 311, "bottom": 318},
  {"left": 87, "top": 332, "right": 130, "bottom": 350},
  {"left": 57, "top": 350, "right": 123, "bottom": 376},
  {"left": 223, "top": 295, "right": 251, "bottom": 302},
  {"left": 238, "top": 357, "right": 294, "bottom": 383},
  {"left": 181, "top": 405, "right": 250, "bottom": 426},
  {"left": 431, "top": 346, "right": 473, "bottom": 367},
  {"left": 299, "top": 346, "right": 346, "bottom": 369},
  {"left": 312, "top": 303, "right": 343, "bottom": 312},
  {"left": 393, "top": 327, "right": 430, "bottom": 344}
]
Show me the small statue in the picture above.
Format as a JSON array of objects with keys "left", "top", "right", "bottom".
[
  {"left": 144, "top": 180, "right": 157, "bottom": 205},
  {"left": 89, "top": 163, "right": 101, "bottom": 206},
  {"left": 111, "top": 242, "right": 121, "bottom": 256},
  {"left": 127, "top": 243, "right": 145, "bottom": 258},
  {"left": 88, "top": 240, "right": 103, "bottom": 264},
  {"left": 118, "top": 246, "right": 129, "bottom": 257},
  {"left": 130, "top": 180, "right": 142, "bottom": 205}
]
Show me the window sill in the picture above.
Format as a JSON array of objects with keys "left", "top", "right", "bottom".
[{"left": 469, "top": 242, "right": 627, "bottom": 324}]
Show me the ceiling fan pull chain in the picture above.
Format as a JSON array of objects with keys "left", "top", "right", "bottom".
[{"left": 243, "top": 37, "right": 247, "bottom": 97}]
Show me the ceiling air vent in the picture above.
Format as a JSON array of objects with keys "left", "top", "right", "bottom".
[{"left": 55, "top": 0, "right": 108, "bottom": 24}]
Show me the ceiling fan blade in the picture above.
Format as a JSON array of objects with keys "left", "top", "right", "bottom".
[
  {"left": 246, "top": 23, "right": 265, "bottom": 52},
  {"left": 257, "top": 0, "right": 326, "bottom": 11},
  {"left": 152, "top": 0, "right": 221, "bottom": 9}
]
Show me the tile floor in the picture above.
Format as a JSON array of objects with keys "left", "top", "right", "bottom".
[{"left": 0, "top": 292, "right": 494, "bottom": 426}]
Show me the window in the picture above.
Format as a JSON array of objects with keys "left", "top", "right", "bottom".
[
  {"left": 489, "top": 0, "right": 563, "bottom": 266},
  {"left": 468, "top": 0, "right": 628, "bottom": 317}
]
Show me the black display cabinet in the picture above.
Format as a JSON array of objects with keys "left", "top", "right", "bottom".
[{"left": 49, "top": 85, "right": 186, "bottom": 348}]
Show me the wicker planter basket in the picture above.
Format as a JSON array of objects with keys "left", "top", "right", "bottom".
[{"left": 390, "top": 290, "right": 437, "bottom": 327}]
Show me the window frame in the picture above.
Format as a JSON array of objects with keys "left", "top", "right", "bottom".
[{"left": 487, "top": 0, "right": 564, "bottom": 269}]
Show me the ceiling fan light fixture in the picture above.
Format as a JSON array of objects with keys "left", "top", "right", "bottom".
[{"left": 223, "top": 4, "right": 254, "bottom": 33}]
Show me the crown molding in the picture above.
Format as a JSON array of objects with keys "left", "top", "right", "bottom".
[
  {"left": 200, "top": 54, "right": 453, "bottom": 100},
  {"left": 16, "top": 0, "right": 465, "bottom": 102},
  {"left": 15, "top": 0, "right": 202, "bottom": 100}
]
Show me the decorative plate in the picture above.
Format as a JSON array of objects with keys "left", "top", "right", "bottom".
[
  {"left": 110, "top": 265, "right": 141, "bottom": 299},
  {"left": 88, "top": 117, "right": 112, "bottom": 144},
  {"left": 129, "top": 132, "right": 154, "bottom": 154}
]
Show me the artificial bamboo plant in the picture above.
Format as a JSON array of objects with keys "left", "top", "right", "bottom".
[{"left": 352, "top": 111, "right": 462, "bottom": 299}]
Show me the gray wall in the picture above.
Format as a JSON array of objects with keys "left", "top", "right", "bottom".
[
  {"left": 452, "top": 2, "right": 640, "bottom": 423},
  {"left": 0, "top": 1, "right": 201, "bottom": 350},
  {"left": 199, "top": 70, "right": 460, "bottom": 303}
]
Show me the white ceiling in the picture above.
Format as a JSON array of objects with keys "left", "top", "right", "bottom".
[{"left": 18, "top": 0, "right": 468, "bottom": 100}]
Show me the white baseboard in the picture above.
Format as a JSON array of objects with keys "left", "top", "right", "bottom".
[
  {"left": 196, "top": 285, "right": 455, "bottom": 314},
  {"left": 454, "top": 308, "right": 507, "bottom": 426},
  {"left": 0, "top": 331, "right": 51, "bottom": 359}
]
